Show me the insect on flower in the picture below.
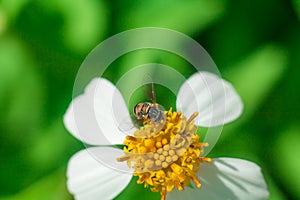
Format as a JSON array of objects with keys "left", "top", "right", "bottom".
[
  {"left": 133, "top": 77, "right": 162, "bottom": 121},
  {"left": 117, "top": 76, "right": 167, "bottom": 137},
  {"left": 133, "top": 101, "right": 164, "bottom": 123},
  {"left": 116, "top": 78, "right": 212, "bottom": 200},
  {"left": 64, "top": 71, "right": 269, "bottom": 200}
]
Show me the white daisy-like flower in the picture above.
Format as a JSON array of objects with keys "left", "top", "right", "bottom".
[{"left": 64, "top": 71, "right": 269, "bottom": 200}]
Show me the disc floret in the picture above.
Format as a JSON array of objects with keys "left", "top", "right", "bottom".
[{"left": 117, "top": 108, "right": 211, "bottom": 200}]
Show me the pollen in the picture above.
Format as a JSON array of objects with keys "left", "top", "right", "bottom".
[{"left": 117, "top": 108, "right": 211, "bottom": 200}]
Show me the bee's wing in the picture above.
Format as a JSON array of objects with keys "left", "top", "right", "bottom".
[
  {"left": 116, "top": 114, "right": 142, "bottom": 136},
  {"left": 156, "top": 103, "right": 165, "bottom": 112}
]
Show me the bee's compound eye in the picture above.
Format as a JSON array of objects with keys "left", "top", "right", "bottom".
[
  {"left": 133, "top": 104, "right": 139, "bottom": 116},
  {"left": 134, "top": 103, "right": 144, "bottom": 118}
]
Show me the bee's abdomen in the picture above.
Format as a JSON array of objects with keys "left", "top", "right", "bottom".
[{"left": 148, "top": 106, "right": 163, "bottom": 122}]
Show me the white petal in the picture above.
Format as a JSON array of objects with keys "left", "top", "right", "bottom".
[
  {"left": 176, "top": 71, "right": 243, "bottom": 127},
  {"left": 63, "top": 78, "right": 134, "bottom": 145},
  {"left": 67, "top": 147, "right": 133, "bottom": 200},
  {"left": 167, "top": 158, "right": 269, "bottom": 200}
]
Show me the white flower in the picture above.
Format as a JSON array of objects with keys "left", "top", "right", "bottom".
[{"left": 63, "top": 71, "right": 269, "bottom": 200}]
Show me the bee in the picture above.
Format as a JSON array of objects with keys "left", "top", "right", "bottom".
[
  {"left": 118, "top": 75, "right": 165, "bottom": 134},
  {"left": 133, "top": 102, "right": 164, "bottom": 123},
  {"left": 133, "top": 75, "right": 165, "bottom": 123}
]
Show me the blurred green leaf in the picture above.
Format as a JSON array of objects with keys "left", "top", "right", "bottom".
[
  {"left": 0, "top": 9, "right": 6, "bottom": 34},
  {"left": 268, "top": 177, "right": 286, "bottom": 200},
  {"left": 0, "top": 36, "right": 44, "bottom": 134},
  {"left": 0, "top": 37, "right": 23, "bottom": 99},
  {"left": 38, "top": 0, "right": 108, "bottom": 54},
  {"left": 293, "top": 0, "right": 300, "bottom": 20},
  {"left": 118, "top": 0, "right": 225, "bottom": 35},
  {"left": 0, "top": 36, "right": 46, "bottom": 194},
  {"left": 0, "top": 0, "right": 29, "bottom": 22},
  {"left": 272, "top": 125, "right": 300, "bottom": 199},
  {"left": 27, "top": 119, "right": 80, "bottom": 171},
  {"left": 222, "top": 44, "right": 287, "bottom": 130},
  {"left": 0, "top": 169, "right": 72, "bottom": 200}
]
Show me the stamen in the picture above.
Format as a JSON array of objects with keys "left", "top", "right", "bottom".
[
  {"left": 137, "top": 174, "right": 148, "bottom": 184},
  {"left": 175, "top": 180, "right": 184, "bottom": 190},
  {"left": 116, "top": 155, "right": 130, "bottom": 162},
  {"left": 160, "top": 187, "right": 167, "bottom": 200},
  {"left": 191, "top": 176, "right": 202, "bottom": 188},
  {"left": 187, "top": 112, "right": 199, "bottom": 124}
]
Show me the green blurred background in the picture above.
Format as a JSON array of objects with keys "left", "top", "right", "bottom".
[{"left": 0, "top": 0, "right": 299, "bottom": 199}]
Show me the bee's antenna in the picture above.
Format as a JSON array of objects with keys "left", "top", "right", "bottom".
[
  {"left": 151, "top": 79, "right": 156, "bottom": 105},
  {"left": 143, "top": 73, "right": 157, "bottom": 105}
]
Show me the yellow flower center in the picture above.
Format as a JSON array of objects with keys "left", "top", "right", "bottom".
[{"left": 117, "top": 108, "right": 211, "bottom": 200}]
